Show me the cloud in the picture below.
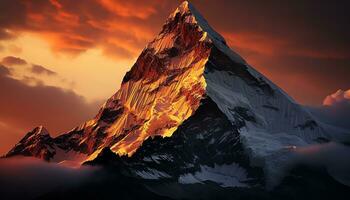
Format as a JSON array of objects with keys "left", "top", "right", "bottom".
[
  {"left": 98, "top": 0, "right": 157, "bottom": 19},
  {"left": 306, "top": 89, "right": 350, "bottom": 131},
  {"left": 323, "top": 89, "right": 350, "bottom": 106},
  {"left": 291, "top": 142, "right": 350, "bottom": 187},
  {"left": 31, "top": 64, "right": 57, "bottom": 76},
  {"left": 1, "top": 56, "right": 27, "bottom": 66},
  {"left": 0, "top": 0, "right": 177, "bottom": 59},
  {"left": 0, "top": 157, "right": 97, "bottom": 200},
  {"left": 0, "top": 64, "right": 11, "bottom": 75},
  {"left": 0, "top": 63, "right": 102, "bottom": 155},
  {"left": 0, "top": 0, "right": 349, "bottom": 104},
  {"left": 0, "top": 29, "right": 17, "bottom": 40},
  {"left": 266, "top": 141, "right": 350, "bottom": 188},
  {"left": 7, "top": 45, "right": 22, "bottom": 54},
  {"left": 0, "top": 0, "right": 349, "bottom": 60}
]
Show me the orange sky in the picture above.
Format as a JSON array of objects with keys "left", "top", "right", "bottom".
[{"left": 0, "top": 0, "right": 349, "bottom": 154}]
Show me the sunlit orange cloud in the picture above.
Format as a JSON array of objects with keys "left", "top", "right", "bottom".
[
  {"left": 50, "top": 0, "right": 63, "bottom": 9},
  {"left": 10, "top": 0, "right": 172, "bottom": 60},
  {"left": 55, "top": 11, "right": 81, "bottom": 27},
  {"left": 106, "top": 21, "right": 154, "bottom": 41},
  {"left": 38, "top": 32, "right": 95, "bottom": 55},
  {"left": 0, "top": 0, "right": 348, "bottom": 104},
  {"left": 323, "top": 89, "right": 350, "bottom": 106},
  {"left": 98, "top": 0, "right": 158, "bottom": 19},
  {"left": 0, "top": 63, "right": 103, "bottom": 154}
]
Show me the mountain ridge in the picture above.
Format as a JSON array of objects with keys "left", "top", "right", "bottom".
[{"left": 5, "top": 1, "right": 331, "bottom": 188}]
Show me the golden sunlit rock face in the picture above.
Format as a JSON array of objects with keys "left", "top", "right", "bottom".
[{"left": 73, "top": 2, "right": 213, "bottom": 159}]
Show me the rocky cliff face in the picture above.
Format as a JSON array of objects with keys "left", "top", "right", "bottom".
[{"left": 5, "top": 1, "right": 330, "bottom": 185}]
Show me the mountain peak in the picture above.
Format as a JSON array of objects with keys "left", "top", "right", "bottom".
[
  {"left": 166, "top": 1, "right": 199, "bottom": 18},
  {"left": 175, "top": 1, "right": 191, "bottom": 14},
  {"left": 168, "top": 1, "right": 227, "bottom": 45},
  {"left": 5, "top": 126, "right": 54, "bottom": 160},
  {"left": 6, "top": 1, "right": 329, "bottom": 181},
  {"left": 35, "top": 125, "right": 50, "bottom": 136},
  {"left": 20, "top": 126, "right": 50, "bottom": 141}
]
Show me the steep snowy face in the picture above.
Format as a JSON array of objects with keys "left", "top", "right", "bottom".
[{"left": 204, "top": 45, "right": 329, "bottom": 185}]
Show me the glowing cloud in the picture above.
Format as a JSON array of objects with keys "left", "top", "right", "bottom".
[
  {"left": 1, "top": 56, "right": 27, "bottom": 66},
  {"left": 323, "top": 89, "right": 350, "bottom": 106}
]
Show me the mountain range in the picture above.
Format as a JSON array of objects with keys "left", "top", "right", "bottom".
[{"left": 4, "top": 1, "right": 350, "bottom": 199}]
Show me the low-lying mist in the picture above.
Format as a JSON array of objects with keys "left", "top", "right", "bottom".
[
  {"left": 291, "top": 142, "right": 350, "bottom": 187},
  {"left": 0, "top": 157, "right": 98, "bottom": 200},
  {"left": 0, "top": 142, "right": 349, "bottom": 200}
]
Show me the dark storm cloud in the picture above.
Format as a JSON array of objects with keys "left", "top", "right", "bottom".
[
  {"left": 1, "top": 56, "right": 27, "bottom": 66},
  {"left": 0, "top": 64, "right": 102, "bottom": 155},
  {"left": 31, "top": 64, "right": 57, "bottom": 76}
]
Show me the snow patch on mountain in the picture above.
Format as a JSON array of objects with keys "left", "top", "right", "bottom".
[
  {"left": 179, "top": 163, "right": 248, "bottom": 188},
  {"left": 135, "top": 169, "right": 171, "bottom": 180}
]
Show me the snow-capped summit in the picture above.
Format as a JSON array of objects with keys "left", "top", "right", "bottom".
[{"left": 6, "top": 1, "right": 332, "bottom": 188}]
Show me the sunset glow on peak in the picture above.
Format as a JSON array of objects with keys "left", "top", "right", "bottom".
[
  {"left": 0, "top": 1, "right": 350, "bottom": 199},
  {"left": 0, "top": 0, "right": 348, "bottom": 158}
]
